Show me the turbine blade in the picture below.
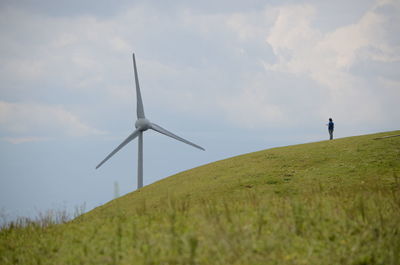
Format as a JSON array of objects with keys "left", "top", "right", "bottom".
[
  {"left": 150, "top": 123, "right": 205, "bottom": 151},
  {"left": 132, "top": 53, "right": 145, "bottom": 119},
  {"left": 96, "top": 129, "right": 140, "bottom": 169}
]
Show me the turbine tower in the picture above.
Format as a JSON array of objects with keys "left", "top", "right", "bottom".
[{"left": 96, "top": 53, "right": 205, "bottom": 189}]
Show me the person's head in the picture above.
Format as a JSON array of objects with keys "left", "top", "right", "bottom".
[{"left": 329, "top": 118, "right": 332, "bottom": 122}]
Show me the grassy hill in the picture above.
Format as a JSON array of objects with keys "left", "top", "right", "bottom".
[{"left": 1, "top": 131, "right": 400, "bottom": 265}]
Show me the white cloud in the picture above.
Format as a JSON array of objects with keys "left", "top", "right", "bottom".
[
  {"left": 263, "top": 1, "right": 400, "bottom": 125},
  {"left": 266, "top": 1, "right": 400, "bottom": 82},
  {"left": 0, "top": 101, "right": 105, "bottom": 143},
  {"left": 0, "top": 1, "right": 398, "bottom": 134},
  {"left": 221, "top": 88, "right": 286, "bottom": 128}
]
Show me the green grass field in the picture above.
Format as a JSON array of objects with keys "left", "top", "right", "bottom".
[{"left": 1, "top": 131, "right": 400, "bottom": 265}]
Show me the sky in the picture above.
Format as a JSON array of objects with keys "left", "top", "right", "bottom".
[{"left": 0, "top": 0, "right": 399, "bottom": 221}]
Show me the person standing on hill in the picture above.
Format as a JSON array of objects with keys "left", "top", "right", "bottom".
[{"left": 327, "top": 118, "right": 334, "bottom": 140}]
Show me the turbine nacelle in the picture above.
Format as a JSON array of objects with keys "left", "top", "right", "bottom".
[{"left": 135, "top": 118, "right": 151, "bottom": 131}]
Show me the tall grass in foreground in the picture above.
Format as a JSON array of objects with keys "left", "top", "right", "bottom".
[
  {"left": 0, "top": 204, "right": 86, "bottom": 230},
  {"left": 1, "top": 131, "right": 399, "bottom": 264},
  {"left": 1, "top": 180, "right": 399, "bottom": 265}
]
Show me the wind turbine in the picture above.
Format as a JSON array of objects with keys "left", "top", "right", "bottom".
[{"left": 96, "top": 53, "right": 205, "bottom": 189}]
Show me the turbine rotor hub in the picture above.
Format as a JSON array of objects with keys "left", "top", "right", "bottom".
[{"left": 135, "top": 118, "right": 151, "bottom": 131}]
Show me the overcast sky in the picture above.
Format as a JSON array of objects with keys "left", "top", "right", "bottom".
[{"left": 1, "top": 0, "right": 399, "bottom": 221}]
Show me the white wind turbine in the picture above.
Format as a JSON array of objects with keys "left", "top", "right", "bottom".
[{"left": 96, "top": 53, "right": 205, "bottom": 189}]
